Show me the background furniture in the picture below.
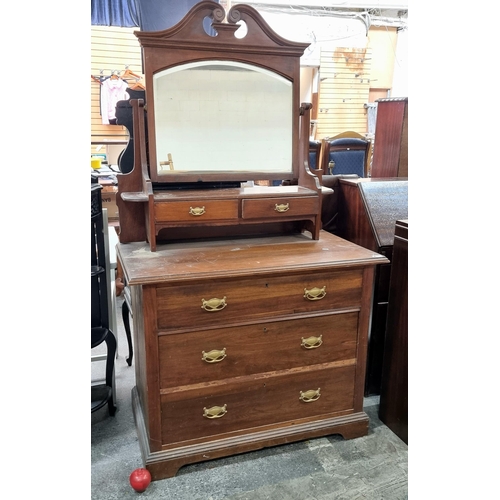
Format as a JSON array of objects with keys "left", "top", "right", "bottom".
[
  {"left": 379, "top": 219, "right": 408, "bottom": 444},
  {"left": 319, "top": 131, "right": 371, "bottom": 178},
  {"left": 118, "top": 230, "right": 388, "bottom": 480},
  {"left": 337, "top": 178, "right": 408, "bottom": 396},
  {"left": 308, "top": 139, "right": 322, "bottom": 171},
  {"left": 91, "top": 180, "right": 117, "bottom": 416},
  {"left": 370, "top": 98, "right": 408, "bottom": 178},
  {"left": 319, "top": 174, "right": 359, "bottom": 235}
]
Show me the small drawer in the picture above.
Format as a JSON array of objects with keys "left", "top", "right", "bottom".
[
  {"left": 160, "top": 364, "right": 356, "bottom": 445},
  {"left": 241, "top": 196, "right": 319, "bottom": 219},
  {"left": 159, "top": 312, "right": 359, "bottom": 388},
  {"left": 155, "top": 199, "right": 239, "bottom": 222},
  {"left": 156, "top": 269, "right": 364, "bottom": 330}
]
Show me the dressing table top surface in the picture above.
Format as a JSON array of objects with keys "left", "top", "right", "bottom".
[{"left": 117, "top": 230, "right": 388, "bottom": 285}]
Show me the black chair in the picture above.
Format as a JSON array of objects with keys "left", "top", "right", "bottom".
[
  {"left": 91, "top": 181, "right": 117, "bottom": 416},
  {"left": 320, "top": 132, "right": 371, "bottom": 178}
]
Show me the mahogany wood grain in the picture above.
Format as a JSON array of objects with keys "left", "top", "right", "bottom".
[
  {"left": 132, "top": 387, "right": 369, "bottom": 481},
  {"left": 137, "top": 2, "right": 309, "bottom": 185},
  {"left": 116, "top": 2, "right": 322, "bottom": 250},
  {"left": 370, "top": 98, "right": 408, "bottom": 178},
  {"left": 379, "top": 220, "right": 408, "bottom": 444},
  {"left": 160, "top": 364, "right": 357, "bottom": 445},
  {"left": 117, "top": 232, "right": 385, "bottom": 286},
  {"left": 155, "top": 199, "right": 239, "bottom": 222},
  {"left": 113, "top": 3, "right": 388, "bottom": 480},
  {"left": 158, "top": 312, "right": 359, "bottom": 388},
  {"left": 337, "top": 178, "right": 407, "bottom": 396},
  {"left": 118, "top": 230, "right": 388, "bottom": 478},
  {"left": 155, "top": 269, "right": 363, "bottom": 331},
  {"left": 115, "top": 99, "right": 148, "bottom": 244}
]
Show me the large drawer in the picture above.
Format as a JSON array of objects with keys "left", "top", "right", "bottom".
[
  {"left": 159, "top": 312, "right": 359, "bottom": 388},
  {"left": 156, "top": 269, "right": 364, "bottom": 330},
  {"left": 160, "top": 363, "right": 356, "bottom": 445},
  {"left": 241, "top": 196, "right": 319, "bottom": 219},
  {"left": 155, "top": 199, "right": 239, "bottom": 222}
]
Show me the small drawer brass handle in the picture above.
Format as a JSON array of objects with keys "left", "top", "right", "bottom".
[
  {"left": 304, "top": 286, "right": 326, "bottom": 300},
  {"left": 202, "top": 348, "right": 227, "bottom": 363},
  {"left": 299, "top": 388, "right": 321, "bottom": 403},
  {"left": 203, "top": 404, "right": 227, "bottom": 419},
  {"left": 189, "top": 206, "right": 206, "bottom": 216},
  {"left": 301, "top": 335, "right": 323, "bottom": 349},
  {"left": 274, "top": 203, "right": 290, "bottom": 213},
  {"left": 201, "top": 297, "right": 227, "bottom": 312}
]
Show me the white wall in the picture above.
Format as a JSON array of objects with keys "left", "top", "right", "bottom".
[{"left": 391, "top": 27, "right": 408, "bottom": 97}]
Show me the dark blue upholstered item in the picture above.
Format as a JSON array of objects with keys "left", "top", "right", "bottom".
[{"left": 325, "top": 137, "right": 369, "bottom": 177}]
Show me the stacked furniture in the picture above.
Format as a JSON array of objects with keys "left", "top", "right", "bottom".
[{"left": 115, "top": 2, "right": 387, "bottom": 480}]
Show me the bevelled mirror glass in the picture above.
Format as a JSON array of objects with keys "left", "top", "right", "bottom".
[{"left": 153, "top": 60, "right": 293, "bottom": 178}]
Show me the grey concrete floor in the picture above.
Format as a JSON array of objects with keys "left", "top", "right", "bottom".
[{"left": 91, "top": 295, "right": 408, "bottom": 499}]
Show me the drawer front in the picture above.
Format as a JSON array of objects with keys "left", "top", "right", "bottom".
[
  {"left": 156, "top": 269, "right": 364, "bottom": 330},
  {"left": 160, "top": 364, "right": 356, "bottom": 445},
  {"left": 155, "top": 199, "right": 239, "bottom": 222},
  {"left": 241, "top": 196, "right": 319, "bottom": 219},
  {"left": 159, "top": 312, "right": 358, "bottom": 388}
]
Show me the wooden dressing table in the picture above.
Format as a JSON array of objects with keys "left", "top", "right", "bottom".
[{"left": 114, "top": 2, "right": 388, "bottom": 479}]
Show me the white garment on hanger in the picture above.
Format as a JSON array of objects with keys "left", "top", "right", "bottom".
[{"left": 100, "top": 78, "right": 130, "bottom": 124}]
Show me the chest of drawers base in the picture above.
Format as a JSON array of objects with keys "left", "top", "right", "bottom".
[
  {"left": 133, "top": 386, "right": 369, "bottom": 480},
  {"left": 118, "top": 231, "right": 388, "bottom": 480}
]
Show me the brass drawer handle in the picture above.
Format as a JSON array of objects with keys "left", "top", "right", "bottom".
[
  {"left": 189, "top": 206, "right": 206, "bottom": 216},
  {"left": 203, "top": 404, "right": 227, "bottom": 419},
  {"left": 202, "top": 348, "right": 227, "bottom": 363},
  {"left": 304, "top": 286, "right": 326, "bottom": 300},
  {"left": 299, "top": 388, "right": 321, "bottom": 403},
  {"left": 201, "top": 297, "right": 227, "bottom": 312},
  {"left": 274, "top": 203, "right": 289, "bottom": 213},
  {"left": 301, "top": 335, "right": 323, "bottom": 349}
]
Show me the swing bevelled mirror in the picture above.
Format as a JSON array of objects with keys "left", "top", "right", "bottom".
[
  {"left": 153, "top": 60, "right": 293, "bottom": 179},
  {"left": 116, "top": 1, "right": 322, "bottom": 250}
]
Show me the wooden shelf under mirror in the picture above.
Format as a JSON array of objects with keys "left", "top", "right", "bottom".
[{"left": 116, "top": 1, "right": 323, "bottom": 251}]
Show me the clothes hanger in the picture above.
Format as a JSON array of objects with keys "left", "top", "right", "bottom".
[
  {"left": 91, "top": 75, "right": 103, "bottom": 85},
  {"left": 128, "top": 79, "right": 146, "bottom": 91},
  {"left": 122, "top": 68, "right": 142, "bottom": 80}
]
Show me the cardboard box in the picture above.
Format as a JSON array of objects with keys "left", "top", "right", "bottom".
[{"left": 101, "top": 186, "right": 119, "bottom": 220}]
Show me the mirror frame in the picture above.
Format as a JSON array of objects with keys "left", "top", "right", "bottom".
[{"left": 134, "top": 1, "right": 310, "bottom": 184}]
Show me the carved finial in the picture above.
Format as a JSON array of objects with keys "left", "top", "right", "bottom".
[{"left": 299, "top": 103, "right": 313, "bottom": 115}]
